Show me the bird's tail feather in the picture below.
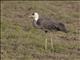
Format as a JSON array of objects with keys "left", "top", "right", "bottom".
[{"left": 58, "top": 23, "right": 68, "bottom": 33}]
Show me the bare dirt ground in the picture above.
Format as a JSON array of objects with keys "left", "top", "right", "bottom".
[{"left": 1, "top": 1, "right": 80, "bottom": 60}]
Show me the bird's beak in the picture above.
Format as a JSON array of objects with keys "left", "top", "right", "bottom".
[
  {"left": 28, "top": 15, "right": 32, "bottom": 18},
  {"left": 28, "top": 15, "right": 31, "bottom": 18}
]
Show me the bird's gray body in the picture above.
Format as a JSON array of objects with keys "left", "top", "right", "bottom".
[{"left": 33, "top": 17, "right": 67, "bottom": 33}]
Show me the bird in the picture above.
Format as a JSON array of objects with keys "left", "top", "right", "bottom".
[{"left": 29, "top": 12, "right": 67, "bottom": 50}]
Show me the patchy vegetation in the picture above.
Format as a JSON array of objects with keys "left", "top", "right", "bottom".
[{"left": 1, "top": 1, "right": 80, "bottom": 60}]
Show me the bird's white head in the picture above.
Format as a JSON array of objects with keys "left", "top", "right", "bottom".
[{"left": 29, "top": 12, "right": 39, "bottom": 21}]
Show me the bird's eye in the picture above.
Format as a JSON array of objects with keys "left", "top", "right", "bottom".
[{"left": 32, "top": 13, "right": 34, "bottom": 15}]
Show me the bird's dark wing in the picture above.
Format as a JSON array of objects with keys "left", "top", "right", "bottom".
[{"left": 37, "top": 19, "right": 58, "bottom": 31}]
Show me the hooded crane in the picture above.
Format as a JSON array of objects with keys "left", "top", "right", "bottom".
[{"left": 29, "top": 12, "right": 67, "bottom": 50}]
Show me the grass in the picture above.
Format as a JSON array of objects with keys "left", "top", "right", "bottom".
[{"left": 1, "top": 1, "right": 80, "bottom": 60}]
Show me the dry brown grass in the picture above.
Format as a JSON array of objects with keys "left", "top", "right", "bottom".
[{"left": 1, "top": 1, "right": 80, "bottom": 60}]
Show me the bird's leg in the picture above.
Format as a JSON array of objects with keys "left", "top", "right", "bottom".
[
  {"left": 45, "top": 38, "right": 48, "bottom": 50},
  {"left": 51, "top": 37, "right": 53, "bottom": 49},
  {"left": 44, "top": 32, "right": 48, "bottom": 50},
  {"left": 50, "top": 32, "right": 53, "bottom": 49}
]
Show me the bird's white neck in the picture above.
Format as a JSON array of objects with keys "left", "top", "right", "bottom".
[
  {"left": 34, "top": 17, "right": 39, "bottom": 21},
  {"left": 34, "top": 13, "right": 39, "bottom": 22}
]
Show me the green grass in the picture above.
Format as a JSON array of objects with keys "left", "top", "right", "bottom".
[{"left": 1, "top": 1, "right": 80, "bottom": 60}]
